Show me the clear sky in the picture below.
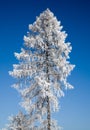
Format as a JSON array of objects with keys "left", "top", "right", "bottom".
[{"left": 0, "top": 0, "right": 90, "bottom": 129}]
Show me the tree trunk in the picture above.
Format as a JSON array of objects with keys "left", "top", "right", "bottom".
[
  {"left": 46, "top": 41, "right": 51, "bottom": 130},
  {"left": 47, "top": 96, "right": 51, "bottom": 130}
]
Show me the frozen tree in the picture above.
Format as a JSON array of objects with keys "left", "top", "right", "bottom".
[
  {"left": 6, "top": 112, "right": 29, "bottom": 130},
  {"left": 9, "top": 9, "right": 75, "bottom": 130}
]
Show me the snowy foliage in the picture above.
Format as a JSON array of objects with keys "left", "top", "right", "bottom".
[
  {"left": 3, "top": 112, "right": 30, "bottom": 130},
  {"left": 9, "top": 9, "right": 75, "bottom": 130}
]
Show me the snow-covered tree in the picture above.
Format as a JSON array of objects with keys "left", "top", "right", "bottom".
[
  {"left": 9, "top": 9, "right": 75, "bottom": 130},
  {"left": 7, "top": 112, "right": 29, "bottom": 130}
]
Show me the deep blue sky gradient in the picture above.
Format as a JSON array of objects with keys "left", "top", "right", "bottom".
[{"left": 0, "top": 0, "right": 90, "bottom": 129}]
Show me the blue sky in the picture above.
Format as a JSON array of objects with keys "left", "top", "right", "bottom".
[{"left": 0, "top": 0, "right": 90, "bottom": 129}]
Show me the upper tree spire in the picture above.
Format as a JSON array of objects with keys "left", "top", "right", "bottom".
[{"left": 9, "top": 8, "right": 75, "bottom": 130}]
